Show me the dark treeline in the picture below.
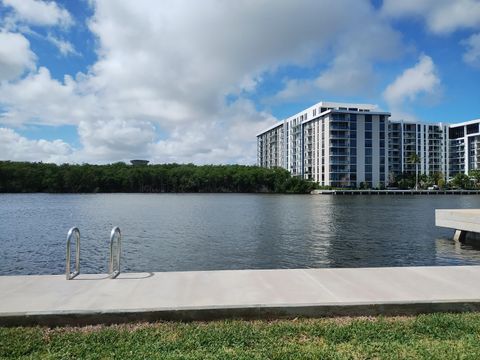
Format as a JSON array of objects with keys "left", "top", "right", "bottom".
[{"left": 0, "top": 161, "right": 317, "bottom": 194}]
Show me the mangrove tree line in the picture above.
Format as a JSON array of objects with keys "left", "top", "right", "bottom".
[{"left": 0, "top": 161, "right": 317, "bottom": 194}]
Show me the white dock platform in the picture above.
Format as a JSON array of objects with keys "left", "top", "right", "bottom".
[
  {"left": 2, "top": 266, "right": 480, "bottom": 326},
  {"left": 436, "top": 209, "right": 480, "bottom": 234}
]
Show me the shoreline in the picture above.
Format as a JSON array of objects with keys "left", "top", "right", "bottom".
[{"left": 312, "top": 189, "right": 480, "bottom": 195}]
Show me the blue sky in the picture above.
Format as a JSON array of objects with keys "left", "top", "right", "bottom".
[{"left": 0, "top": 0, "right": 480, "bottom": 164}]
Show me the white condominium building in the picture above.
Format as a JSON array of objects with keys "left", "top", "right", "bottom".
[
  {"left": 257, "top": 101, "right": 480, "bottom": 187},
  {"left": 388, "top": 120, "right": 448, "bottom": 177},
  {"left": 257, "top": 101, "right": 390, "bottom": 188},
  {"left": 448, "top": 119, "right": 480, "bottom": 177}
]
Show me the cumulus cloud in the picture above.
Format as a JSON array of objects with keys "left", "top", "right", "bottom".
[
  {"left": 382, "top": 0, "right": 480, "bottom": 70},
  {"left": 270, "top": 2, "right": 403, "bottom": 102},
  {"left": 149, "top": 99, "right": 276, "bottom": 164},
  {"left": 77, "top": 119, "right": 156, "bottom": 162},
  {"left": 0, "top": 31, "right": 36, "bottom": 81},
  {"left": 0, "top": 127, "right": 72, "bottom": 163},
  {"left": 463, "top": 33, "right": 480, "bottom": 68},
  {"left": 0, "top": 0, "right": 404, "bottom": 164},
  {"left": 382, "top": 0, "right": 480, "bottom": 34},
  {"left": 383, "top": 55, "right": 441, "bottom": 110},
  {"left": 0, "top": 67, "right": 97, "bottom": 126},
  {"left": 2, "top": 0, "right": 73, "bottom": 28},
  {"left": 46, "top": 33, "right": 79, "bottom": 56}
]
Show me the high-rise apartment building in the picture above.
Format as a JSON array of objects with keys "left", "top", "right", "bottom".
[
  {"left": 257, "top": 101, "right": 480, "bottom": 187},
  {"left": 257, "top": 102, "right": 391, "bottom": 188},
  {"left": 388, "top": 120, "right": 448, "bottom": 177},
  {"left": 448, "top": 119, "right": 480, "bottom": 177}
]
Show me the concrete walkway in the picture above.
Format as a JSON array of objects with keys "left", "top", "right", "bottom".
[{"left": 2, "top": 266, "right": 480, "bottom": 326}]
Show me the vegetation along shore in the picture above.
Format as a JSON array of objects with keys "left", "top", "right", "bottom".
[{"left": 0, "top": 161, "right": 317, "bottom": 194}]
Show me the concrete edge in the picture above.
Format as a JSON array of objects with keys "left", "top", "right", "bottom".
[{"left": 3, "top": 301, "right": 480, "bottom": 327}]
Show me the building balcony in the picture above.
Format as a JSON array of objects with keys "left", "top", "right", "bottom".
[{"left": 330, "top": 140, "right": 349, "bottom": 146}]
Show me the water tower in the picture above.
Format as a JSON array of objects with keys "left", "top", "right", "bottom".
[{"left": 130, "top": 160, "right": 149, "bottom": 166}]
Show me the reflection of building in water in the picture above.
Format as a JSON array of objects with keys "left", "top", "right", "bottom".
[
  {"left": 323, "top": 197, "right": 438, "bottom": 268},
  {"left": 435, "top": 236, "right": 480, "bottom": 265},
  {"left": 252, "top": 196, "right": 333, "bottom": 268}
]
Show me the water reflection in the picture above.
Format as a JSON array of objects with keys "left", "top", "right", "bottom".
[
  {"left": 435, "top": 236, "right": 480, "bottom": 265},
  {"left": 1, "top": 193, "right": 480, "bottom": 275}
]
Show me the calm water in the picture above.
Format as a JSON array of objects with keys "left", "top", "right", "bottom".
[{"left": 1, "top": 194, "right": 480, "bottom": 275}]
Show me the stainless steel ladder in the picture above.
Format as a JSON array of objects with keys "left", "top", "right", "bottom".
[
  {"left": 66, "top": 227, "right": 80, "bottom": 280},
  {"left": 109, "top": 227, "right": 122, "bottom": 279},
  {"left": 65, "top": 226, "right": 122, "bottom": 280}
]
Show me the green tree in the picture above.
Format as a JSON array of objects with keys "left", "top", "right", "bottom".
[
  {"left": 438, "top": 177, "right": 446, "bottom": 189},
  {"left": 451, "top": 173, "right": 472, "bottom": 189},
  {"left": 469, "top": 170, "right": 480, "bottom": 188},
  {"left": 408, "top": 153, "right": 421, "bottom": 191},
  {"left": 0, "top": 161, "right": 318, "bottom": 194}
]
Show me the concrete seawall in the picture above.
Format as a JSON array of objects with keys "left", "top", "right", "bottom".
[
  {"left": 312, "top": 189, "right": 480, "bottom": 195},
  {"left": 2, "top": 266, "right": 480, "bottom": 326}
]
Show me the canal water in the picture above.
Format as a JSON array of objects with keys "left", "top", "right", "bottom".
[{"left": 1, "top": 194, "right": 480, "bottom": 275}]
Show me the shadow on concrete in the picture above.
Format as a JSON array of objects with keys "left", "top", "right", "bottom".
[
  {"left": 72, "top": 272, "right": 155, "bottom": 280},
  {"left": 115, "top": 272, "right": 155, "bottom": 280},
  {"left": 74, "top": 274, "right": 111, "bottom": 280}
]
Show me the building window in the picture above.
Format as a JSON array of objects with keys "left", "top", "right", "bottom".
[
  {"left": 449, "top": 126, "right": 464, "bottom": 139},
  {"left": 467, "top": 123, "right": 479, "bottom": 134}
]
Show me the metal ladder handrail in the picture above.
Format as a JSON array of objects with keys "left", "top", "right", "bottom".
[
  {"left": 109, "top": 226, "right": 122, "bottom": 279},
  {"left": 66, "top": 227, "right": 80, "bottom": 280}
]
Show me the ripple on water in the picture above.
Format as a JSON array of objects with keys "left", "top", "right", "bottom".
[{"left": 1, "top": 193, "right": 480, "bottom": 275}]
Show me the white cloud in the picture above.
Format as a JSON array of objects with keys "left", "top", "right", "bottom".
[
  {"left": 463, "top": 33, "right": 480, "bottom": 68},
  {"left": 383, "top": 55, "right": 441, "bottom": 107},
  {"left": 315, "top": 59, "right": 376, "bottom": 96},
  {"left": 76, "top": 119, "right": 156, "bottom": 162},
  {"left": 0, "top": 127, "right": 72, "bottom": 163},
  {"left": 0, "top": 31, "right": 36, "bottom": 81},
  {"left": 382, "top": 0, "right": 480, "bottom": 34},
  {"left": 2, "top": 0, "right": 73, "bottom": 27},
  {"left": 270, "top": 2, "right": 403, "bottom": 102},
  {"left": 46, "top": 34, "right": 79, "bottom": 56},
  {"left": 0, "top": 67, "right": 96, "bottom": 126},
  {"left": 148, "top": 99, "right": 277, "bottom": 164},
  {"left": 0, "top": 0, "right": 402, "bottom": 164},
  {"left": 273, "top": 79, "right": 317, "bottom": 103}
]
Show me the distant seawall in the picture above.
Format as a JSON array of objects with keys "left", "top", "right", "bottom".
[{"left": 311, "top": 189, "right": 480, "bottom": 195}]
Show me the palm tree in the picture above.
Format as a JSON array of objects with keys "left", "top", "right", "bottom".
[{"left": 408, "top": 153, "right": 421, "bottom": 191}]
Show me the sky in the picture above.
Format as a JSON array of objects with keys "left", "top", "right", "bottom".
[{"left": 0, "top": 0, "right": 480, "bottom": 165}]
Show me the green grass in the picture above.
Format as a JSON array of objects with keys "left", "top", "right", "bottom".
[{"left": 2, "top": 313, "right": 480, "bottom": 359}]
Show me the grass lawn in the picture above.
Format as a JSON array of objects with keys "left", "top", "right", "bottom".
[{"left": 2, "top": 313, "right": 480, "bottom": 359}]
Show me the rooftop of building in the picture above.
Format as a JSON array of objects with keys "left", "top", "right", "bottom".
[
  {"left": 257, "top": 101, "right": 390, "bottom": 137},
  {"left": 256, "top": 100, "right": 480, "bottom": 137},
  {"left": 448, "top": 118, "right": 480, "bottom": 128}
]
